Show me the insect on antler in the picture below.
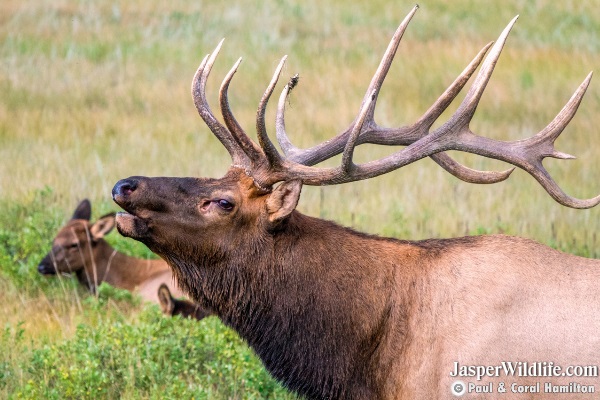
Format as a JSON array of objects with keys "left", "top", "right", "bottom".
[{"left": 191, "top": 5, "right": 600, "bottom": 208}]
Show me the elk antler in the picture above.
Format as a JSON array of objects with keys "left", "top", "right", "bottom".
[{"left": 192, "top": 6, "right": 600, "bottom": 209}]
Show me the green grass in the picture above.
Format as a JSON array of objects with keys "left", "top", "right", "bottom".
[{"left": 1, "top": 0, "right": 599, "bottom": 398}]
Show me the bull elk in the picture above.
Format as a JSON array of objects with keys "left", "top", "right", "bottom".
[
  {"left": 38, "top": 199, "right": 212, "bottom": 320},
  {"left": 112, "top": 6, "right": 600, "bottom": 400}
]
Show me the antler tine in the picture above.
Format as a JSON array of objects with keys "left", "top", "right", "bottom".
[
  {"left": 256, "top": 56, "right": 288, "bottom": 167},
  {"left": 275, "top": 74, "right": 299, "bottom": 157},
  {"left": 192, "top": 40, "right": 249, "bottom": 166},
  {"left": 445, "top": 16, "right": 519, "bottom": 131},
  {"left": 274, "top": 6, "right": 418, "bottom": 163},
  {"left": 413, "top": 43, "right": 493, "bottom": 136},
  {"left": 430, "top": 155, "right": 514, "bottom": 184},
  {"left": 536, "top": 72, "right": 593, "bottom": 151},
  {"left": 275, "top": 5, "right": 419, "bottom": 164},
  {"left": 341, "top": 90, "right": 377, "bottom": 172},
  {"left": 356, "top": 5, "right": 420, "bottom": 127},
  {"left": 219, "top": 57, "right": 266, "bottom": 164}
]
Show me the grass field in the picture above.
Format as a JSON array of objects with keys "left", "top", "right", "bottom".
[{"left": 1, "top": 0, "right": 599, "bottom": 398}]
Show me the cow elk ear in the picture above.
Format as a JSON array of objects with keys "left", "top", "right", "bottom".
[
  {"left": 72, "top": 199, "right": 92, "bottom": 221},
  {"left": 90, "top": 213, "right": 116, "bottom": 240},
  {"left": 266, "top": 180, "right": 302, "bottom": 224}
]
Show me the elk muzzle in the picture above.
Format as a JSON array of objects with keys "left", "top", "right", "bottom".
[
  {"left": 112, "top": 177, "right": 151, "bottom": 240},
  {"left": 37, "top": 253, "right": 57, "bottom": 275}
]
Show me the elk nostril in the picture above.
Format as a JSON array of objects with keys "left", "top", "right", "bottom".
[
  {"left": 38, "top": 263, "right": 54, "bottom": 274},
  {"left": 112, "top": 178, "right": 138, "bottom": 199}
]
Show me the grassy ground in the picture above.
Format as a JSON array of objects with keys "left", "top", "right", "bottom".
[{"left": 1, "top": 0, "right": 599, "bottom": 398}]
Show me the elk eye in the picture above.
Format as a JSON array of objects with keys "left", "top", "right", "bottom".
[{"left": 217, "top": 199, "right": 234, "bottom": 211}]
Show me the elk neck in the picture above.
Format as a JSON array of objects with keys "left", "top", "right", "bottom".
[{"left": 162, "top": 209, "right": 449, "bottom": 399}]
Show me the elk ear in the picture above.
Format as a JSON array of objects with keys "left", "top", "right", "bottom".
[
  {"left": 72, "top": 199, "right": 92, "bottom": 221},
  {"left": 158, "top": 284, "right": 175, "bottom": 316},
  {"left": 266, "top": 180, "right": 302, "bottom": 224},
  {"left": 89, "top": 213, "right": 116, "bottom": 240}
]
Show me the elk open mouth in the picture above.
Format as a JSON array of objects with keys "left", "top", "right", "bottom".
[{"left": 115, "top": 211, "right": 150, "bottom": 239}]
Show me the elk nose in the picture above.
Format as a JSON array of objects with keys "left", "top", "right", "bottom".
[
  {"left": 37, "top": 263, "right": 54, "bottom": 275},
  {"left": 112, "top": 178, "right": 138, "bottom": 200}
]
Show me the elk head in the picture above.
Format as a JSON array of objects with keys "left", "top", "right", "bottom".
[
  {"left": 112, "top": 170, "right": 302, "bottom": 301},
  {"left": 38, "top": 199, "right": 116, "bottom": 276},
  {"left": 112, "top": 6, "right": 599, "bottom": 299}
]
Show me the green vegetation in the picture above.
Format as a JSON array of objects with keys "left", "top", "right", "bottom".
[
  {"left": 1, "top": 0, "right": 599, "bottom": 398},
  {"left": 1, "top": 285, "right": 289, "bottom": 399}
]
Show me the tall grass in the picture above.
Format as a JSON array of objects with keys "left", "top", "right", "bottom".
[{"left": 1, "top": 0, "right": 599, "bottom": 398}]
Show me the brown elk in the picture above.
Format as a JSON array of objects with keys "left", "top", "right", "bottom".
[
  {"left": 112, "top": 6, "right": 600, "bottom": 400},
  {"left": 38, "top": 199, "right": 212, "bottom": 320}
]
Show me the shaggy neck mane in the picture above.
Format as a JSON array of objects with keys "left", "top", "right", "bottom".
[{"left": 164, "top": 211, "right": 421, "bottom": 399}]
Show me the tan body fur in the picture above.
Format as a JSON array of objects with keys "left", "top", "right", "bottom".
[{"left": 352, "top": 235, "right": 600, "bottom": 399}]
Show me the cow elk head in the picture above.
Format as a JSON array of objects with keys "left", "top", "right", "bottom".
[{"left": 38, "top": 199, "right": 115, "bottom": 276}]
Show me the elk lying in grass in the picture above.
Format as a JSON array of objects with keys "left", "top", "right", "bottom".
[
  {"left": 38, "top": 199, "right": 212, "bottom": 320},
  {"left": 112, "top": 6, "right": 600, "bottom": 400}
]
